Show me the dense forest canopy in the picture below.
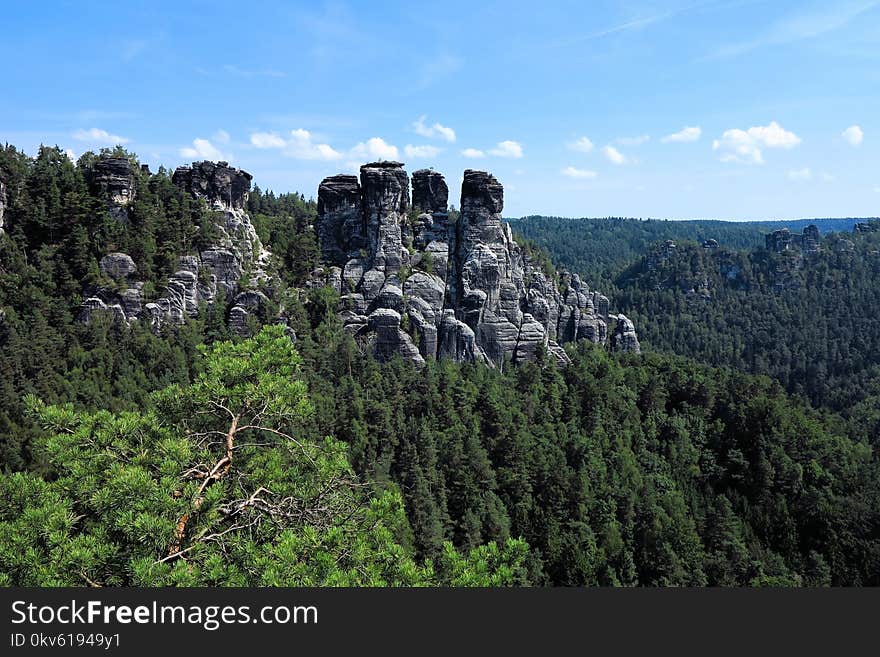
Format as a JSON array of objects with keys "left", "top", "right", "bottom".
[
  {"left": 1, "top": 144, "right": 879, "bottom": 586},
  {"left": 511, "top": 215, "right": 880, "bottom": 414},
  {"left": 509, "top": 215, "right": 868, "bottom": 287}
]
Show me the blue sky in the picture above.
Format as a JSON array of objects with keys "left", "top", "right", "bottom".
[{"left": 2, "top": 0, "right": 880, "bottom": 219}]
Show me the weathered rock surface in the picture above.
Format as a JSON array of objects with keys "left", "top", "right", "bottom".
[
  {"left": 99, "top": 253, "right": 137, "bottom": 280},
  {"left": 610, "top": 314, "right": 641, "bottom": 354},
  {"left": 80, "top": 161, "right": 270, "bottom": 330},
  {"left": 412, "top": 169, "right": 448, "bottom": 213},
  {"left": 172, "top": 160, "right": 251, "bottom": 210},
  {"left": 91, "top": 156, "right": 136, "bottom": 221},
  {"left": 766, "top": 225, "right": 821, "bottom": 254},
  {"left": 229, "top": 290, "right": 269, "bottom": 337},
  {"left": 316, "top": 162, "right": 637, "bottom": 365}
]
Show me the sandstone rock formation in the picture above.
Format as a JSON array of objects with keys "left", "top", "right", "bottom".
[
  {"left": 79, "top": 252, "right": 144, "bottom": 324},
  {"left": 91, "top": 157, "right": 137, "bottom": 222},
  {"left": 78, "top": 155, "right": 638, "bottom": 363},
  {"left": 80, "top": 157, "right": 269, "bottom": 335},
  {"left": 764, "top": 225, "right": 823, "bottom": 291},
  {"left": 315, "top": 162, "right": 637, "bottom": 366},
  {"left": 609, "top": 314, "right": 641, "bottom": 354},
  {"left": 765, "top": 225, "right": 821, "bottom": 254}
]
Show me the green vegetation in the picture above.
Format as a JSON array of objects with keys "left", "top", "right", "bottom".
[
  {"left": 290, "top": 317, "right": 880, "bottom": 585},
  {"left": 512, "top": 215, "right": 880, "bottom": 414},
  {"left": 0, "top": 327, "right": 528, "bottom": 586},
  {"left": 2, "top": 145, "right": 879, "bottom": 586},
  {"left": 510, "top": 215, "right": 866, "bottom": 287}
]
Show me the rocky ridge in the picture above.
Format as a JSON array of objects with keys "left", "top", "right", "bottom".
[
  {"left": 313, "top": 162, "right": 639, "bottom": 366},
  {"left": 80, "top": 158, "right": 270, "bottom": 334},
  {"left": 79, "top": 156, "right": 638, "bottom": 364}
]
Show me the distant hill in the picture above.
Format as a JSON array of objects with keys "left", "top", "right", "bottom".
[
  {"left": 514, "top": 213, "right": 880, "bottom": 412},
  {"left": 509, "top": 216, "right": 872, "bottom": 286}
]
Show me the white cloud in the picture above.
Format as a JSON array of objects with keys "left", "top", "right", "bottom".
[
  {"left": 842, "top": 125, "right": 864, "bottom": 146},
  {"left": 561, "top": 166, "right": 598, "bottom": 180},
  {"left": 250, "top": 131, "right": 288, "bottom": 149},
  {"left": 822, "top": 172, "right": 835, "bottom": 182},
  {"left": 602, "top": 145, "right": 627, "bottom": 165},
  {"left": 568, "top": 136, "right": 595, "bottom": 153},
  {"left": 64, "top": 148, "right": 77, "bottom": 162},
  {"left": 461, "top": 148, "right": 486, "bottom": 158},
  {"left": 249, "top": 129, "right": 342, "bottom": 160},
  {"left": 350, "top": 136, "right": 399, "bottom": 161},
  {"left": 662, "top": 126, "right": 702, "bottom": 143},
  {"left": 72, "top": 127, "right": 130, "bottom": 145},
  {"left": 180, "top": 138, "right": 228, "bottom": 160},
  {"left": 787, "top": 167, "right": 812, "bottom": 182},
  {"left": 489, "top": 140, "right": 524, "bottom": 158},
  {"left": 712, "top": 121, "right": 801, "bottom": 164},
  {"left": 617, "top": 135, "right": 650, "bottom": 146},
  {"left": 213, "top": 129, "right": 230, "bottom": 144},
  {"left": 404, "top": 144, "right": 441, "bottom": 158},
  {"left": 288, "top": 129, "right": 344, "bottom": 160},
  {"left": 412, "top": 115, "right": 456, "bottom": 142}
]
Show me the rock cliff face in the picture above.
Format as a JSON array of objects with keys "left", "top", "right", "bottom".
[
  {"left": 145, "top": 161, "right": 270, "bottom": 331},
  {"left": 765, "top": 225, "right": 821, "bottom": 255},
  {"left": 80, "top": 157, "right": 269, "bottom": 335},
  {"left": 91, "top": 157, "right": 137, "bottom": 222},
  {"left": 764, "top": 225, "right": 823, "bottom": 291},
  {"left": 79, "top": 156, "right": 639, "bottom": 363},
  {"left": 315, "top": 162, "right": 638, "bottom": 365}
]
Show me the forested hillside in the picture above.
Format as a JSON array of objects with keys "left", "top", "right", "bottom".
[
  {"left": 513, "top": 216, "right": 880, "bottom": 413},
  {"left": 510, "top": 215, "right": 866, "bottom": 287},
  {"left": 2, "top": 144, "right": 879, "bottom": 586}
]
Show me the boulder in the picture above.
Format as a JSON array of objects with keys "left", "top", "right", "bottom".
[
  {"left": 403, "top": 272, "right": 445, "bottom": 318},
  {"left": 99, "top": 253, "right": 137, "bottom": 280},
  {"left": 363, "top": 308, "right": 424, "bottom": 365}
]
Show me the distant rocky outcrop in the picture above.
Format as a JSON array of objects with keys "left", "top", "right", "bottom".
[
  {"left": 314, "top": 162, "right": 637, "bottom": 366},
  {"left": 80, "top": 157, "right": 270, "bottom": 335},
  {"left": 765, "top": 225, "right": 821, "bottom": 255},
  {"left": 763, "top": 225, "right": 823, "bottom": 291}
]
